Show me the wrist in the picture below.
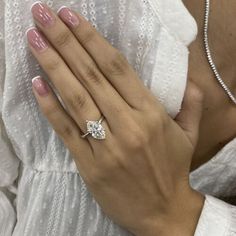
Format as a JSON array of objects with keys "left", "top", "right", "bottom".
[{"left": 135, "top": 188, "right": 205, "bottom": 236}]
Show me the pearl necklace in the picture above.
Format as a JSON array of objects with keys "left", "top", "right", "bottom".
[{"left": 204, "top": 0, "right": 236, "bottom": 104}]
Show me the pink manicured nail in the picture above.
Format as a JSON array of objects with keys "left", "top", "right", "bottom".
[
  {"left": 58, "top": 6, "right": 80, "bottom": 27},
  {"left": 26, "top": 28, "right": 48, "bottom": 52},
  {"left": 31, "top": 1, "right": 55, "bottom": 27},
  {"left": 32, "top": 76, "right": 50, "bottom": 96}
]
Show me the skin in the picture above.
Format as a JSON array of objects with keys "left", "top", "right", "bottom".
[
  {"left": 27, "top": 2, "right": 208, "bottom": 235},
  {"left": 182, "top": 0, "right": 236, "bottom": 171}
]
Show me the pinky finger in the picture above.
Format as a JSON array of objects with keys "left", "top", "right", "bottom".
[{"left": 32, "top": 76, "right": 94, "bottom": 168}]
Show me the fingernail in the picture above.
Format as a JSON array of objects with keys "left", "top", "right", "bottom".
[
  {"left": 26, "top": 27, "right": 48, "bottom": 52},
  {"left": 31, "top": 1, "right": 55, "bottom": 27},
  {"left": 58, "top": 6, "right": 80, "bottom": 27},
  {"left": 32, "top": 76, "right": 50, "bottom": 96}
]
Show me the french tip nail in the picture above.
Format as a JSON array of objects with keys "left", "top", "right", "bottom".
[
  {"left": 32, "top": 76, "right": 42, "bottom": 83},
  {"left": 32, "top": 76, "right": 50, "bottom": 96},
  {"left": 30, "top": 1, "right": 43, "bottom": 11},
  {"left": 25, "top": 26, "right": 37, "bottom": 37},
  {"left": 57, "top": 6, "right": 68, "bottom": 14}
]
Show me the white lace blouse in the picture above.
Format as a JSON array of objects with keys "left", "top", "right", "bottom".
[{"left": 0, "top": 0, "right": 236, "bottom": 235}]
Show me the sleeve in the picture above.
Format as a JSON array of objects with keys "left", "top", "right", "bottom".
[
  {"left": 194, "top": 194, "right": 236, "bottom": 236},
  {"left": 0, "top": 1, "right": 20, "bottom": 235}
]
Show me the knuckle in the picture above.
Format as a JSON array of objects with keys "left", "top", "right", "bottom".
[
  {"left": 104, "top": 149, "right": 125, "bottom": 170},
  {"left": 67, "top": 92, "right": 87, "bottom": 110},
  {"left": 43, "top": 103, "right": 59, "bottom": 117},
  {"left": 107, "top": 50, "right": 129, "bottom": 76},
  {"left": 79, "top": 28, "right": 96, "bottom": 45},
  {"left": 81, "top": 63, "right": 102, "bottom": 85},
  {"left": 148, "top": 110, "right": 169, "bottom": 129},
  {"left": 58, "top": 124, "right": 74, "bottom": 138},
  {"left": 189, "top": 82, "right": 204, "bottom": 103},
  {"left": 53, "top": 30, "right": 73, "bottom": 48},
  {"left": 126, "top": 126, "right": 148, "bottom": 149},
  {"left": 44, "top": 57, "right": 61, "bottom": 72},
  {"left": 149, "top": 110, "right": 164, "bottom": 124}
]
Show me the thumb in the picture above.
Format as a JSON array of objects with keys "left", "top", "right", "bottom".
[{"left": 174, "top": 80, "right": 204, "bottom": 149}]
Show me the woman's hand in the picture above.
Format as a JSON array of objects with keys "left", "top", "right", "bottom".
[{"left": 27, "top": 2, "right": 205, "bottom": 235}]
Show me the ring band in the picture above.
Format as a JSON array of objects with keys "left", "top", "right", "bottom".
[{"left": 81, "top": 115, "right": 106, "bottom": 140}]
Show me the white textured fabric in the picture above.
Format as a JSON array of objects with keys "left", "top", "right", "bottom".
[
  {"left": 190, "top": 139, "right": 236, "bottom": 235},
  {"left": 194, "top": 194, "right": 236, "bottom": 236},
  {"left": 0, "top": 0, "right": 235, "bottom": 235}
]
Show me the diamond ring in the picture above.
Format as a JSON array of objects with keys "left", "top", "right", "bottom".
[{"left": 81, "top": 115, "right": 106, "bottom": 140}]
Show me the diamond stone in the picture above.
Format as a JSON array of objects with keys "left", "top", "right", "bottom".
[{"left": 86, "top": 120, "right": 106, "bottom": 140}]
